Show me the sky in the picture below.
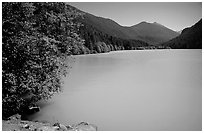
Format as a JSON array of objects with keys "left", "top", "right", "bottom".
[{"left": 68, "top": 2, "right": 202, "bottom": 31}]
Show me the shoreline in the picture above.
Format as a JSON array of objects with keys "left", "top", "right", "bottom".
[{"left": 2, "top": 114, "right": 97, "bottom": 131}]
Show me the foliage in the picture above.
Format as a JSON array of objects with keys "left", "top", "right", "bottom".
[
  {"left": 2, "top": 2, "right": 84, "bottom": 118},
  {"left": 162, "top": 19, "right": 202, "bottom": 49}
]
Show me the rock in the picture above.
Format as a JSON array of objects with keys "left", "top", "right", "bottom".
[
  {"left": 53, "top": 123, "right": 67, "bottom": 131},
  {"left": 71, "top": 122, "right": 97, "bottom": 131},
  {"left": 52, "top": 126, "right": 59, "bottom": 131},
  {"left": 53, "top": 122, "right": 60, "bottom": 127},
  {"left": 8, "top": 114, "right": 21, "bottom": 123},
  {"left": 77, "top": 124, "right": 97, "bottom": 131},
  {"left": 3, "top": 113, "right": 97, "bottom": 131},
  {"left": 20, "top": 121, "right": 27, "bottom": 124},
  {"left": 66, "top": 125, "right": 73, "bottom": 130},
  {"left": 36, "top": 126, "right": 55, "bottom": 131},
  {"left": 23, "top": 124, "right": 29, "bottom": 129},
  {"left": 59, "top": 124, "right": 67, "bottom": 131},
  {"left": 78, "top": 121, "right": 89, "bottom": 126}
]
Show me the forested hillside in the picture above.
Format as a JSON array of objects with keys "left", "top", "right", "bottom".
[
  {"left": 130, "top": 21, "right": 179, "bottom": 45},
  {"left": 78, "top": 21, "right": 150, "bottom": 53},
  {"left": 162, "top": 19, "right": 202, "bottom": 49},
  {"left": 77, "top": 10, "right": 179, "bottom": 45}
]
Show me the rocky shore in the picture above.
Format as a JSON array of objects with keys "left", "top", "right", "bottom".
[{"left": 2, "top": 114, "right": 97, "bottom": 131}]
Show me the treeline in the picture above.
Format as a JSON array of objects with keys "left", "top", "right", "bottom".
[
  {"left": 2, "top": 2, "right": 85, "bottom": 118},
  {"left": 77, "top": 21, "right": 150, "bottom": 54}
]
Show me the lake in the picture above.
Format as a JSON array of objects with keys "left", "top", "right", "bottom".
[{"left": 27, "top": 49, "right": 202, "bottom": 131}]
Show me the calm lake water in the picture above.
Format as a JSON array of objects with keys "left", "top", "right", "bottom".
[{"left": 27, "top": 49, "right": 202, "bottom": 131}]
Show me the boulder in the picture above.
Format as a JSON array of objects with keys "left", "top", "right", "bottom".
[
  {"left": 53, "top": 123, "right": 67, "bottom": 131},
  {"left": 70, "top": 121, "right": 97, "bottom": 131},
  {"left": 8, "top": 114, "right": 21, "bottom": 123},
  {"left": 66, "top": 125, "right": 73, "bottom": 130},
  {"left": 36, "top": 126, "right": 56, "bottom": 131},
  {"left": 22, "top": 124, "right": 29, "bottom": 129}
]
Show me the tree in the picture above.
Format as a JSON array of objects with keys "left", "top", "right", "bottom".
[{"left": 2, "top": 2, "right": 84, "bottom": 118}]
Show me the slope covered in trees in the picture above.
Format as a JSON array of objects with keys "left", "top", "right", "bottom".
[
  {"left": 76, "top": 10, "right": 179, "bottom": 45},
  {"left": 78, "top": 20, "right": 150, "bottom": 53},
  {"left": 130, "top": 21, "right": 179, "bottom": 45},
  {"left": 162, "top": 19, "right": 202, "bottom": 49}
]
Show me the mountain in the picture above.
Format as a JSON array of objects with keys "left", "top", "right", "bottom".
[
  {"left": 77, "top": 11, "right": 179, "bottom": 45},
  {"left": 79, "top": 13, "right": 135, "bottom": 40},
  {"left": 78, "top": 16, "right": 150, "bottom": 53},
  {"left": 162, "top": 19, "right": 202, "bottom": 49},
  {"left": 130, "top": 21, "right": 179, "bottom": 45}
]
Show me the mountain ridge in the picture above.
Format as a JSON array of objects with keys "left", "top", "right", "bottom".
[
  {"left": 69, "top": 4, "right": 201, "bottom": 49},
  {"left": 130, "top": 21, "right": 179, "bottom": 45},
  {"left": 75, "top": 7, "right": 179, "bottom": 45},
  {"left": 161, "top": 19, "right": 202, "bottom": 49}
]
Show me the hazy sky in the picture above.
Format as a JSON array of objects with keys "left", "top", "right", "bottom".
[{"left": 69, "top": 2, "right": 202, "bottom": 31}]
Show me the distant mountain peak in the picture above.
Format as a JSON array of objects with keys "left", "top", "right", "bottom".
[
  {"left": 141, "top": 21, "right": 148, "bottom": 23},
  {"left": 136, "top": 21, "right": 149, "bottom": 25},
  {"left": 134, "top": 21, "right": 165, "bottom": 27},
  {"left": 153, "top": 22, "right": 165, "bottom": 27}
]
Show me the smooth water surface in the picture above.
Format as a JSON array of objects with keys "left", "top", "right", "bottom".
[{"left": 27, "top": 50, "right": 202, "bottom": 131}]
